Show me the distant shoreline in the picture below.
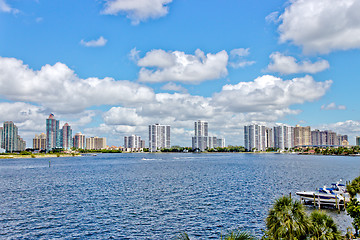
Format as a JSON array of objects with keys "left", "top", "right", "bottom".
[
  {"left": 0, "top": 153, "right": 80, "bottom": 159},
  {"left": 1, "top": 151, "right": 359, "bottom": 160}
]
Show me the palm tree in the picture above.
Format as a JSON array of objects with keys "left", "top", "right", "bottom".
[
  {"left": 221, "top": 229, "right": 257, "bottom": 240},
  {"left": 174, "top": 232, "right": 190, "bottom": 240},
  {"left": 264, "top": 195, "right": 309, "bottom": 239},
  {"left": 174, "top": 230, "right": 256, "bottom": 240},
  {"left": 308, "top": 210, "right": 341, "bottom": 240}
]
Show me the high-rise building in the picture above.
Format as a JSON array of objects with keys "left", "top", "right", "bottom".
[
  {"left": 61, "top": 123, "right": 72, "bottom": 150},
  {"left": 17, "top": 136, "right": 26, "bottom": 152},
  {"left": 273, "top": 125, "right": 294, "bottom": 150},
  {"left": 149, "top": 124, "right": 170, "bottom": 152},
  {"left": 191, "top": 120, "right": 225, "bottom": 151},
  {"left": 2, "top": 121, "right": 19, "bottom": 153},
  {"left": 244, "top": 124, "right": 273, "bottom": 151},
  {"left": 356, "top": 136, "right": 360, "bottom": 147},
  {"left": 140, "top": 140, "right": 146, "bottom": 148},
  {"left": 46, "top": 114, "right": 60, "bottom": 151},
  {"left": 311, "top": 129, "right": 321, "bottom": 146},
  {"left": 266, "top": 127, "right": 274, "bottom": 149},
  {"left": 294, "top": 125, "right": 311, "bottom": 147},
  {"left": 0, "top": 127, "right": 3, "bottom": 150},
  {"left": 217, "top": 138, "right": 226, "bottom": 148},
  {"left": 124, "top": 135, "right": 143, "bottom": 149},
  {"left": 192, "top": 120, "right": 209, "bottom": 151},
  {"left": 73, "top": 132, "right": 86, "bottom": 149},
  {"left": 86, "top": 137, "right": 106, "bottom": 150},
  {"left": 338, "top": 135, "right": 348, "bottom": 146},
  {"left": 33, "top": 133, "right": 47, "bottom": 150}
]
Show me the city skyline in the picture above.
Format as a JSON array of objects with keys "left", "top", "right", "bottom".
[{"left": 1, "top": 0, "right": 360, "bottom": 146}]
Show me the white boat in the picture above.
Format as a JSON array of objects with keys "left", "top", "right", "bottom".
[
  {"left": 296, "top": 181, "right": 349, "bottom": 207},
  {"left": 296, "top": 188, "right": 345, "bottom": 205}
]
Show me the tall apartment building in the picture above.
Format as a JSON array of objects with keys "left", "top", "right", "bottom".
[
  {"left": 61, "top": 123, "right": 72, "bottom": 150},
  {"left": 124, "top": 135, "right": 143, "bottom": 149},
  {"left": 192, "top": 120, "right": 209, "bottom": 151},
  {"left": 294, "top": 125, "right": 311, "bottom": 147},
  {"left": 86, "top": 137, "right": 106, "bottom": 150},
  {"left": 0, "top": 127, "right": 3, "bottom": 150},
  {"left": 46, "top": 114, "right": 60, "bottom": 151},
  {"left": 140, "top": 140, "right": 146, "bottom": 148},
  {"left": 2, "top": 121, "right": 20, "bottom": 153},
  {"left": 149, "top": 124, "right": 170, "bottom": 152},
  {"left": 311, "top": 129, "right": 348, "bottom": 146},
  {"left": 311, "top": 129, "right": 321, "bottom": 146},
  {"left": 244, "top": 124, "right": 273, "bottom": 151},
  {"left": 217, "top": 138, "right": 226, "bottom": 148},
  {"left": 273, "top": 125, "right": 294, "bottom": 150},
  {"left": 17, "top": 136, "right": 26, "bottom": 152},
  {"left": 356, "top": 136, "right": 360, "bottom": 147},
  {"left": 73, "top": 132, "right": 86, "bottom": 149},
  {"left": 33, "top": 133, "right": 47, "bottom": 150},
  {"left": 191, "top": 120, "right": 225, "bottom": 151}
]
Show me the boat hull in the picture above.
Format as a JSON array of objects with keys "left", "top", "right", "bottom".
[{"left": 296, "top": 191, "right": 345, "bottom": 205}]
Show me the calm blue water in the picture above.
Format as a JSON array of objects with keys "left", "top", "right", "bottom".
[{"left": 0, "top": 153, "right": 359, "bottom": 239}]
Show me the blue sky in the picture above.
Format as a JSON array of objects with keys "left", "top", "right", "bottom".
[{"left": 1, "top": 0, "right": 360, "bottom": 146}]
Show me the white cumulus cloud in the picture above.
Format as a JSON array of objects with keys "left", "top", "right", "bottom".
[
  {"left": 321, "top": 102, "right": 347, "bottom": 110},
  {"left": 213, "top": 75, "right": 332, "bottom": 112},
  {"left": 161, "top": 82, "right": 188, "bottom": 93},
  {"left": 278, "top": 0, "right": 360, "bottom": 54},
  {"left": 229, "top": 48, "right": 255, "bottom": 68},
  {"left": 0, "top": 0, "right": 19, "bottom": 14},
  {"left": 80, "top": 36, "right": 108, "bottom": 47},
  {"left": 267, "top": 52, "right": 329, "bottom": 74},
  {"left": 0, "top": 56, "right": 155, "bottom": 113},
  {"left": 103, "top": 107, "right": 145, "bottom": 126},
  {"left": 102, "top": 0, "right": 172, "bottom": 25},
  {"left": 137, "top": 49, "right": 229, "bottom": 84}
]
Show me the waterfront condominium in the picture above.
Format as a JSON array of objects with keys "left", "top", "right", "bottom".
[
  {"left": 311, "top": 129, "right": 348, "bottom": 146},
  {"left": 124, "top": 135, "right": 144, "bottom": 149},
  {"left": 273, "top": 125, "right": 294, "bottom": 150},
  {"left": 46, "top": 114, "right": 60, "bottom": 151},
  {"left": 294, "top": 125, "right": 311, "bottom": 147},
  {"left": 191, "top": 120, "right": 225, "bottom": 151},
  {"left": 86, "top": 137, "right": 106, "bottom": 150},
  {"left": 149, "top": 124, "right": 170, "bottom": 152},
  {"left": 73, "top": 132, "right": 86, "bottom": 149},
  {"left": 61, "top": 123, "right": 72, "bottom": 150},
  {"left": 1, "top": 121, "right": 25, "bottom": 153},
  {"left": 0, "top": 127, "right": 2, "bottom": 150},
  {"left": 33, "top": 133, "right": 47, "bottom": 151},
  {"left": 244, "top": 124, "right": 273, "bottom": 151},
  {"left": 192, "top": 120, "right": 209, "bottom": 151}
]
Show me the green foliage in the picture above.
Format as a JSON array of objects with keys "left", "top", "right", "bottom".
[
  {"left": 309, "top": 210, "right": 342, "bottom": 240},
  {"left": 266, "top": 147, "right": 278, "bottom": 152},
  {"left": 346, "top": 176, "right": 360, "bottom": 237},
  {"left": 264, "top": 196, "right": 309, "bottom": 240},
  {"left": 20, "top": 151, "right": 32, "bottom": 155},
  {"left": 174, "top": 232, "right": 190, "bottom": 240},
  {"left": 56, "top": 153, "right": 60, "bottom": 157},
  {"left": 264, "top": 196, "right": 343, "bottom": 239},
  {"left": 78, "top": 149, "right": 122, "bottom": 153},
  {"left": 31, "top": 154, "right": 35, "bottom": 158},
  {"left": 221, "top": 229, "right": 256, "bottom": 240},
  {"left": 347, "top": 199, "right": 360, "bottom": 236},
  {"left": 347, "top": 176, "right": 360, "bottom": 198},
  {"left": 173, "top": 229, "right": 255, "bottom": 240}
]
